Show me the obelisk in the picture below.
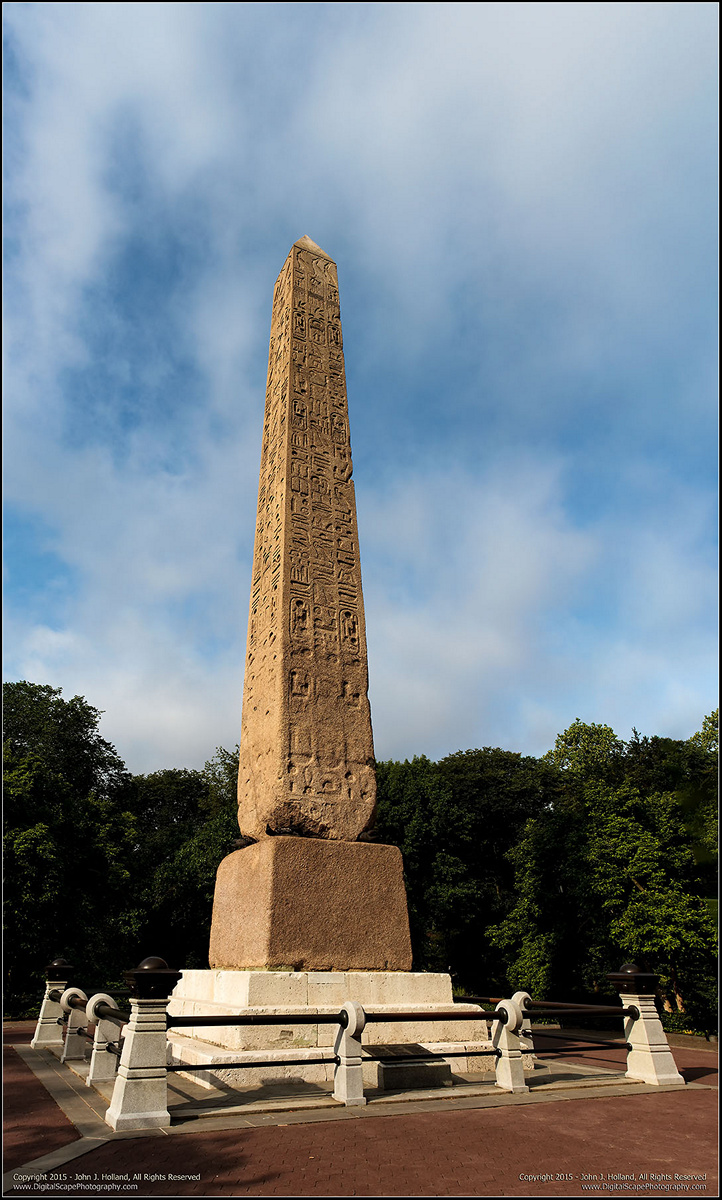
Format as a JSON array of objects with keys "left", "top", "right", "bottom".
[{"left": 209, "top": 237, "right": 412, "bottom": 972}]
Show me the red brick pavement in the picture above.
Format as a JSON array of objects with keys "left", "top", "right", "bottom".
[
  {"left": 531, "top": 1030, "right": 719, "bottom": 1088},
  {"left": 4, "top": 1023, "right": 718, "bottom": 1198},
  {"left": 3, "top": 1025, "right": 80, "bottom": 1173}
]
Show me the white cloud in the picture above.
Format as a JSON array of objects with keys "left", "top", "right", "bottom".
[{"left": 3, "top": 2, "right": 716, "bottom": 770}]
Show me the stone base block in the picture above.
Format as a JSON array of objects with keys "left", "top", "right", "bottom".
[
  {"left": 166, "top": 1033, "right": 503, "bottom": 1093},
  {"left": 209, "top": 838, "right": 412, "bottom": 971},
  {"left": 167, "top": 969, "right": 522, "bottom": 1092},
  {"left": 168, "top": 969, "right": 492, "bottom": 1051},
  {"left": 377, "top": 1059, "right": 453, "bottom": 1090}
]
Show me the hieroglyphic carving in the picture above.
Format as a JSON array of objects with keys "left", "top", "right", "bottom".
[{"left": 238, "top": 237, "right": 376, "bottom": 842}]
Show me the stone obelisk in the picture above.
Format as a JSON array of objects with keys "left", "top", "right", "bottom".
[{"left": 209, "top": 236, "right": 412, "bottom": 972}]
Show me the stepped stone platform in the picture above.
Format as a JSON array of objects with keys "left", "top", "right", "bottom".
[{"left": 166, "top": 969, "right": 526, "bottom": 1090}]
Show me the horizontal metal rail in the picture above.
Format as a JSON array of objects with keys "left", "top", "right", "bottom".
[
  {"left": 363, "top": 1009, "right": 507, "bottom": 1024},
  {"left": 104, "top": 1043, "right": 123, "bottom": 1057},
  {"left": 167, "top": 1056, "right": 339, "bottom": 1071},
  {"left": 523, "top": 1007, "right": 637, "bottom": 1019},
  {"left": 531, "top": 1029, "right": 632, "bottom": 1049},
  {"left": 531, "top": 1047, "right": 631, "bottom": 1058},
  {"left": 94, "top": 1003, "right": 127, "bottom": 1027},
  {"left": 375, "top": 1049, "right": 501, "bottom": 1063},
  {"left": 167, "top": 1011, "right": 348, "bottom": 1029},
  {"left": 459, "top": 997, "right": 504, "bottom": 1006},
  {"left": 47, "top": 990, "right": 127, "bottom": 1025},
  {"left": 524, "top": 999, "right": 628, "bottom": 1013}
]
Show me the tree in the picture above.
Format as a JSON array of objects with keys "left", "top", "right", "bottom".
[
  {"left": 3, "top": 682, "right": 141, "bottom": 1016},
  {"left": 128, "top": 746, "right": 240, "bottom": 969},
  {"left": 375, "top": 748, "right": 555, "bottom": 991},
  {"left": 489, "top": 718, "right": 718, "bottom": 1031}
]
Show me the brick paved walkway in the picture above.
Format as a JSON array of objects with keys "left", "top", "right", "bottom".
[
  {"left": 3, "top": 1025, "right": 80, "bottom": 1173},
  {"left": 4, "top": 1023, "right": 718, "bottom": 1198}
]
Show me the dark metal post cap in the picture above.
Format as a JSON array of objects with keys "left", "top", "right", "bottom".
[
  {"left": 124, "top": 957, "right": 182, "bottom": 999},
  {"left": 45, "top": 958, "right": 73, "bottom": 977},
  {"left": 606, "top": 962, "right": 659, "bottom": 994}
]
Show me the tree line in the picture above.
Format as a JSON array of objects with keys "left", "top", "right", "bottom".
[{"left": 3, "top": 681, "right": 717, "bottom": 1032}]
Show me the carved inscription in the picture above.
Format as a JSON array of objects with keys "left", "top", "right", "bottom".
[{"left": 238, "top": 237, "right": 376, "bottom": 842}]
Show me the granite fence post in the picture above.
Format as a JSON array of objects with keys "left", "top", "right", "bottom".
[
  {"left": 86, "top": 993, "right": 123, "bottom": 1087},
  {"left": 31, "top": 959, "right": 72, "bottom": 1051},
  {"left": 607, "top": 963, "right": 685, "bottom": 1087},
  {"left": 105, "top": 958, "right": 182, "bottom": 1131},
  {"left": 493, "top": 999, "right": 529, "bottom": 1093},
  {"left": 333, "top": 1000, "right": 367, "bottom": 1106},
  {"left": 60, "top": 988, "right": 88, "bottom": 1062},
  {"left": 511, "top": 990, "right": 534, "bottom": 1053}
]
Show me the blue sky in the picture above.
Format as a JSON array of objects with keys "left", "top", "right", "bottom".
[{"left": 3, "top": 2, "right": 718, "bottom": 773}]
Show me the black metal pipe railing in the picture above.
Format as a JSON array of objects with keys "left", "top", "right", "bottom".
[
  {"left": 376, "top": 1049, "right": 500, "bottom": 1063},
  {"left": 363, "top": 1008, "right": 508, "bottom": 1024},
  {"left": 94, "top": 1003, "right": 128, "bottom": 1027},
  {"left": 531, "top": 1047, "right": 631, "bottom": 1057},
  {"left": 523, "top": 1006, "right": 637, "bottom": 1019},
  {"left": 524, "top": 999, "right": 628, "bottom": 1013},
  {"left": 530, "top": 1029, "right": 632, "bottom": 1049},
  {"left": 167, "top": 1011, "right": 349, "bottom": 1029},
  {"left": 459, "top": 996, "right": 504, "bottom": 1006},
  {"left": 167, "top": 1056, "right": 339, "bottom": 1072}
]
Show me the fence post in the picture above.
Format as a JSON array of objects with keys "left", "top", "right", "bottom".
[
  {"left": 493, "top": 999, "right": 529, "bottom": 1093},
  {"left": 86, "top": 993, "right": 123, "bottom": 1087},
  {"left": 105, "top": 957, "right": 182, "bottom": 1131},
  {"left": 31, "top": 959, "right": 73, "bottom": 1050},
  {"left": 511, "top": 990, "right": 534, "bottom": 1052},
  {"left": 333, "top": 1001, "right": 367, "bottom": 1106},
  {"left": 60, "top": 989, "right": 88, "bottom": 1062},
  {"left": 607, "top": 963, "right": 685, "bottom": 1087}
]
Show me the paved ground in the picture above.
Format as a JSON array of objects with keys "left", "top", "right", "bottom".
[{"left": 3, "top": 1022, "right": 718, "bottom": 1198}]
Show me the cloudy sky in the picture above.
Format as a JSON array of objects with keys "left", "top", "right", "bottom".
[{"left": 4, "top": 2, "right": 717, "bottom": 774}]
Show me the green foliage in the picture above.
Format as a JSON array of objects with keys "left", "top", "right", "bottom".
[
  {"left": 687, "top": 708, "right": 718, "bottom": 754},
  {"left": 375, "top": 748, "right": 556, "bottom": 991},
  {"left": 489, "top": 716, "right": 718, "bottom": 1032},
  {"left": 3, "top": 683, "right": 141, "bottom": 1016},
  {"left": 129, "top": 747, "right": 240, "bottom": 968},
  {"left": 5, "top": 679, "right": 716, "bottom": 1038},
  {"left": 543, "top": 718, "right": 625, "bottom": 783}
]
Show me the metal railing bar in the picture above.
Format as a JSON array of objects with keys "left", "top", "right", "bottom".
[
  {"left": 531, "top": 1030, "right": 632, "bottom": 1048},
  {"left": 363, "top": 1009, "right": 507, "bottom": 1023},
  {"left": 525, "top": 1000, "right": 627, "bottom": 1013},
  {"left": 523, "top": 1007, "right": 636, "bottom": 1018},
  {"left": 458, "top": 997, "right": 504, "bottom": 1006},
  {"left": 374, "top": 1049, "right": 501, "bottom": 1062},
  {"left": 94, "top": 1003, "right": 128, "bottom": 1027},
  {"left": 167, "top": 1056, "right": 340, "bottom": 1071},
  {"left": 167, "top": 1012, "right": 348, "bottom": 1028},
  {"left": 531, "top": 1047, "right": 631, "bottom": 1057}
]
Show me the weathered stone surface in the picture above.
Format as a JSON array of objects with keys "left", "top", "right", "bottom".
[
  {"left": 208, "top": 837, "right": 413, "bottom": 971},
  {"left": 237, "top": 236, "right": 375, "bottom": 842}
]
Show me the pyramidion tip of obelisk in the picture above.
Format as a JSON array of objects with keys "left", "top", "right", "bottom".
[{"left": 293, "top": 234, "right": 335, "bottom": 261}]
